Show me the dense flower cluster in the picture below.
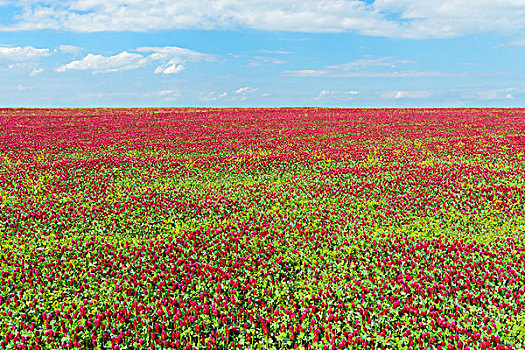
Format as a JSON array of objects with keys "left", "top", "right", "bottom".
[{"left": 1, "top": 107, "right": 525, "bottom": 350}]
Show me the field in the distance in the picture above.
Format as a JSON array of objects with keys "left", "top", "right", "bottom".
[{"left": 1, "top": 108, "right": 525, "bottom": 350}]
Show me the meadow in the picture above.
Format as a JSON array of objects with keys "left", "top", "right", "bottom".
[{"left": 1, "top": 108, "right": 524, "bottom": 350}]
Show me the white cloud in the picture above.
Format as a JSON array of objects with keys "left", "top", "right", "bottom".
[
  {"left": 246, "top": 55, "right": 286, "bottom": 67},
  {"left": 508, "top": 39, "right": 525, "bottom": 46},
  {"left": 326, "top": 56, "right": 413, "bottom": 70},
  {"left": 284, "top": 69, "right": 324, "bottom": 77},
  {"left": 199, "top": 91, "right": 228, "bottom": 102},
  {"left": 344, "top": 90, "right": 359, "bottom": 100},
  {"left": 259, "top": 50, "right": 293, "bottom": 54},
  {"left": 55, "top": 46, "right": 212, "bottom": 74},
  {"left": 59, "top": 44, "right": 83, "bottom": 54},
  {"left": 137, "top": 46, "right": 215, "bottom": 61},
  {"left": 234, "top": 87, "right": 257, "bottom": 94},
  {"left": 382, "top": 90, "right": 433, "bottom": 99},
  {"left": 284, "top": 70, "right": 449, "bottom": 78},
  {"left": 156, "top": 89, "right": 181, "bottom": 102},
  {"left": 475, "top": 88, "right": 516, "bottom": 100},
  {"left": 137, "top": 46, "right": 214, "bottom": 74},
  {"left": 315, "top": 89, "right": 335, "bottom": 100},
  {"left": 232, "top": 87, "right": 257, "bottom": 102},
  {"left": 314, "top": 89, "right": 360, "bottom": 101},
  {"left": 29, "top": 67, "right": 44, "bottom": 76},
  {"left": 56, "top": 51, "right": 148, "bottom": 74},
  {"left": 1, "top": 1, "right": 523, "bottom": 39},
  {"left": 283, "top": 56, "right": 448, "bottom": 78},
  {"left": 370, "top": 0, "right": 525, "bottom": 39},
  {"left": 157, "top": 90, "right": 180, "bottom": 97},
  {"left": 154, "top": 62, "right": 185, "bottom": 74},
  {"left": 0, "top": 45, "right": 50, "bottom": 61},
  {"left": 394, "top": 91, "right": 406, "bottom": 99}
]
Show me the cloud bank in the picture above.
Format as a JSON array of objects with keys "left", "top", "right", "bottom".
[
  {"left": 0, "top": 1, "right": 523, "bottom": 40},
  {"left": 0, "top": 45, "right": 50, "bottom": 61}
]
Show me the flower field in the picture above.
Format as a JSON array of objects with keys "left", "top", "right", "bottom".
[{"left": 1, "top": 107, "right": 525, "bottom": 350}]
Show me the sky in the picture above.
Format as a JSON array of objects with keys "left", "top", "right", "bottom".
[{"left": 0, "top": 0, "right": 524, "bottom": 107}]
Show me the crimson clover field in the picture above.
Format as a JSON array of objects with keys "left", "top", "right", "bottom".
[{"left": 1, "top": 108, "right": 525, "bottom": 350}]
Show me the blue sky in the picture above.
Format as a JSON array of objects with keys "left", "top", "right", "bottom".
[{"left": 0, "top": 0, "right": 524, "bottom": 107}]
